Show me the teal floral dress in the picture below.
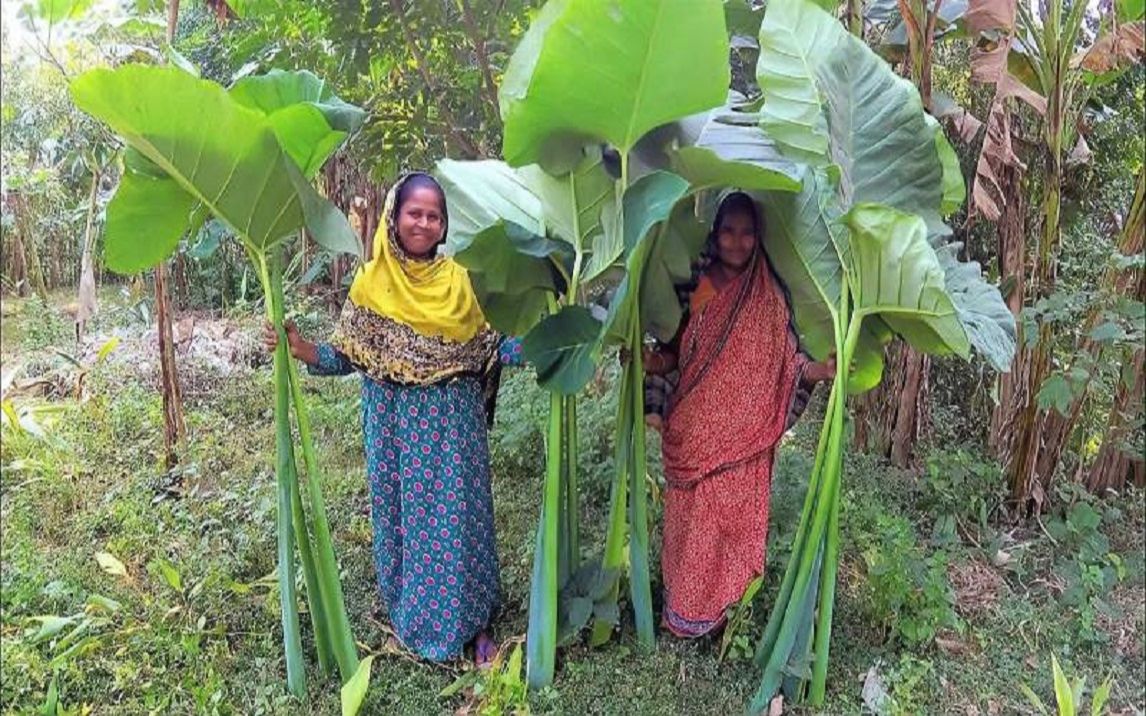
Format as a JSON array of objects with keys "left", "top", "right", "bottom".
[{"left": 309, "top": 337, "right": 523, "bottom": 661}]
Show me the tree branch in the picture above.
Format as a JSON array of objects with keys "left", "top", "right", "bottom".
[
  {"left": 387, "top": 0, "right": 482, "bottom": 159},
  {"left": 456, "top": 0, "right": 501, "bottom": 125}
]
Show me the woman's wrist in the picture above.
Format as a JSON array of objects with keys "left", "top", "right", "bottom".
[{"left": 291, "top": 338, "right": 319, "bottom": 366}]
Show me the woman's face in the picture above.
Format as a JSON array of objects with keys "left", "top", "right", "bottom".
[
  {"left": 715, "top": 209, "right": 757, "bottom": 271},
  {"left": 396, "top": 186, "right": 445, "bottom": 258}
]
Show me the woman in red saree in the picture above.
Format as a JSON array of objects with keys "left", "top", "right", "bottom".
[{"left": 643, "top": 192, "right": 835, "bottom": 638}]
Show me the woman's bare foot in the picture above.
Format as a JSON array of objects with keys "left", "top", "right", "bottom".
[{"left": 474, "top": 631, "right": 496, "bottom": 670}]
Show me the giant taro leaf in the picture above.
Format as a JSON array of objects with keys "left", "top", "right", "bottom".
[
  {"left": 518, "top": 145, "right": 615, "bottom": 254},
  {"left": 71, "top": 65, "right": 359, "bottom": 262},
  {"left": 639, "top": 197, "right": 712, "bottom": 343},
  {"left": 815, "top": 38, "right": 946, "bottom": 230},
  {"left": 103, "top": 166, "right": 199, "bottom": 273},
  {"left": 230, "top": 69, "right": 367, "bottom": 134},
  {"left": 668, "top": 108, "right": 803, "bottom": 193},
  {"left": 452, "top": 221, "right": 570, "bottom": 336},
  {"left": 758, "top": 0, "right": 947, "bottom": 229},
  {"left": 759, "top": 168, "right": 845, "bottom": 362},
  {"left": 934, "top": 244, "right": 1016, "bottom": 371},
  {"left": 523, "top": 305, "right": 603, "bottom": 395},
  {"left": 436, "top": 159, "right": 544, "bottom": 252},
  {"left": 230, "top": 70, "right": 367, "bottom": 179},
  {"left": 754, "top": 0, "right": 841, "bottom": 164},
  {"left": 602, "top": 171, "right": 692, "bottom": 345},
  {"left": 843, "top": 204, "right": 970, "bottom": 359},
  {"left": 500, "top": 0, "right": 729, "bottom": 169},
  {"left": 438, "top": 154, "right": 623, "bottom": 287}
]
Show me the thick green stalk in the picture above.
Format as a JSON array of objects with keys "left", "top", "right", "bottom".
[
  {"left": 268, "top": 249, "right": 334, "bottom": 676},
  {"left": 526, "top": 389, "right": 564, "bottom": 689},
  {"left": 557, "top": 401, "right": 571, "bottom": 590},
  {"left": 808, "top": 315, "right": 862, "bottom": 705},
  {"left": 590, "top": 371, "right": 632, "bottom": 646},
  {"left": 754, "top": 377, "right": 839, "bottom": 668},
  {"left": 284, "top": 330, "right": 359, "bottom": 681},
  {"left": 565, "top": 397, "right": 580, "bottom": 574},
  {"left": 259, "top": 254, "right": 305, "bottom": 698},
  {"left": 749, "top": 433, "right": 839, "bottom": 711},
  {"left": 749, "top": 284, "right": 851, "bottom": 714},
  {"left": 627, "top": 322, "right": 654, "bottom": 651},
  {"left": 289, "top": 464, "right": 334, "bottom": 674}
]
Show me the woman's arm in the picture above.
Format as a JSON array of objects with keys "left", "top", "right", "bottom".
[
  {"left": 262, "top": 320, "right": 355, "bottom": 376},
  {"left": 497, "top": 336, "right": 525, "bottom": 367},
  {"left": 802, "top": 357, "right": 837, "bottom": 383},
  {"left": 643, "top": 344, "right": 678, "bottom": 375}
]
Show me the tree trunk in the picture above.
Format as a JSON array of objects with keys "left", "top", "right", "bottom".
[
  {"left": 1086, "top": 348, "right": 1145, "bottom": 493},
  {"left": 156, "top": 0, "right": 187, "bottom": 469},
  {"left": 14, "top": 194, "right": 49, "bottom": 300},
  {"left": 1007, "top": 110, "right": 1064, "bottom": 513},
  {"left": 6, "top": 196, "right": 30, "bottom": 297},
  {"left": 988, "top": 159, "right": 1029, "bottom": 456},
  {"left": 851, "top": 3, "right": 941, "bottom": 467},
  {"left": 155, "top": 263, "right": 186, "bottom": 468},
  {"left": 1032, "top": 170, "right": 1144, "bottom": 486},
  {"left": 319, "top": 151, "right": 381, "bottom": 301},
  {"left": 847, "top": 0, "right": 864, "bottom": 36},
  {"left": 76, "top": 168, "right": 101, "bottom": 341},
  {"left": 853, "top": 345, "right": 931, "bottom": 468}
]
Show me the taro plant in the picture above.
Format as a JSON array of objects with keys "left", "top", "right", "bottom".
[
  {"left": 437, "top": 0, "right": 1011, "bottom": 703},
  {"left": 741, "top": 0, "right": 1016, "bottom": 710},
  {"left": 70, "top": 65, "right": 365, "bottom": 697},
  {"left": 436, "top": 0, "right": 805, "bottom": 689}
]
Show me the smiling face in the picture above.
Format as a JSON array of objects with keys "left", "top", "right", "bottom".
[
  {"left": 715, "top": 208, "right": 757, "bottom": 272},
  {"left": 395, "top": 185, "right": 446, "bottom": 258}
]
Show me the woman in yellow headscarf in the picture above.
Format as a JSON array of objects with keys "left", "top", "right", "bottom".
[{"left": 264, "top": 173, "right": 521, "bottom": 666}]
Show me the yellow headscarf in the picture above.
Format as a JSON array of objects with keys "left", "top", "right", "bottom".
[{"left": 347, "top": 173, "right": 487, "bottom": 343}]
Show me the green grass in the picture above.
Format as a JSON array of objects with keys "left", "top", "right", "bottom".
[{"left": 1, "top": 292, "right": 1143, "bottom": 714}]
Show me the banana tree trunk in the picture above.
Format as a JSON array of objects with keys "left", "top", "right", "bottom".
[
  {"left": 988, "top": 160, "right": 1029, "bottom": 457},
  {"left": 852, "top": 345, "right": 930, "bottom": 467},
  {"left": 1032, "top": 171, "right": 1144, "bottom": 485},
  {"left": 1087, "top": 347, "right": 1146, "bottom": 492},
  {"left": 851, "top": 0, "right": 941, "bottom": 467},
  {"left": 1007, "top": 142, "right": 1063, "bottom": 512}
]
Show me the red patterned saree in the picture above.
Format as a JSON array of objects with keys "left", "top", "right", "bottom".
[{"left": 660, "top": 255, "right": 806, "bottom": 637}]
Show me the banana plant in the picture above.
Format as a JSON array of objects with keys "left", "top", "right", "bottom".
[
  {"left": 71, "top": 65, "right": 365, "bottom": 697},
  {"left": 743, "top": 0, "right": 1016, "bottom": 710}
]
